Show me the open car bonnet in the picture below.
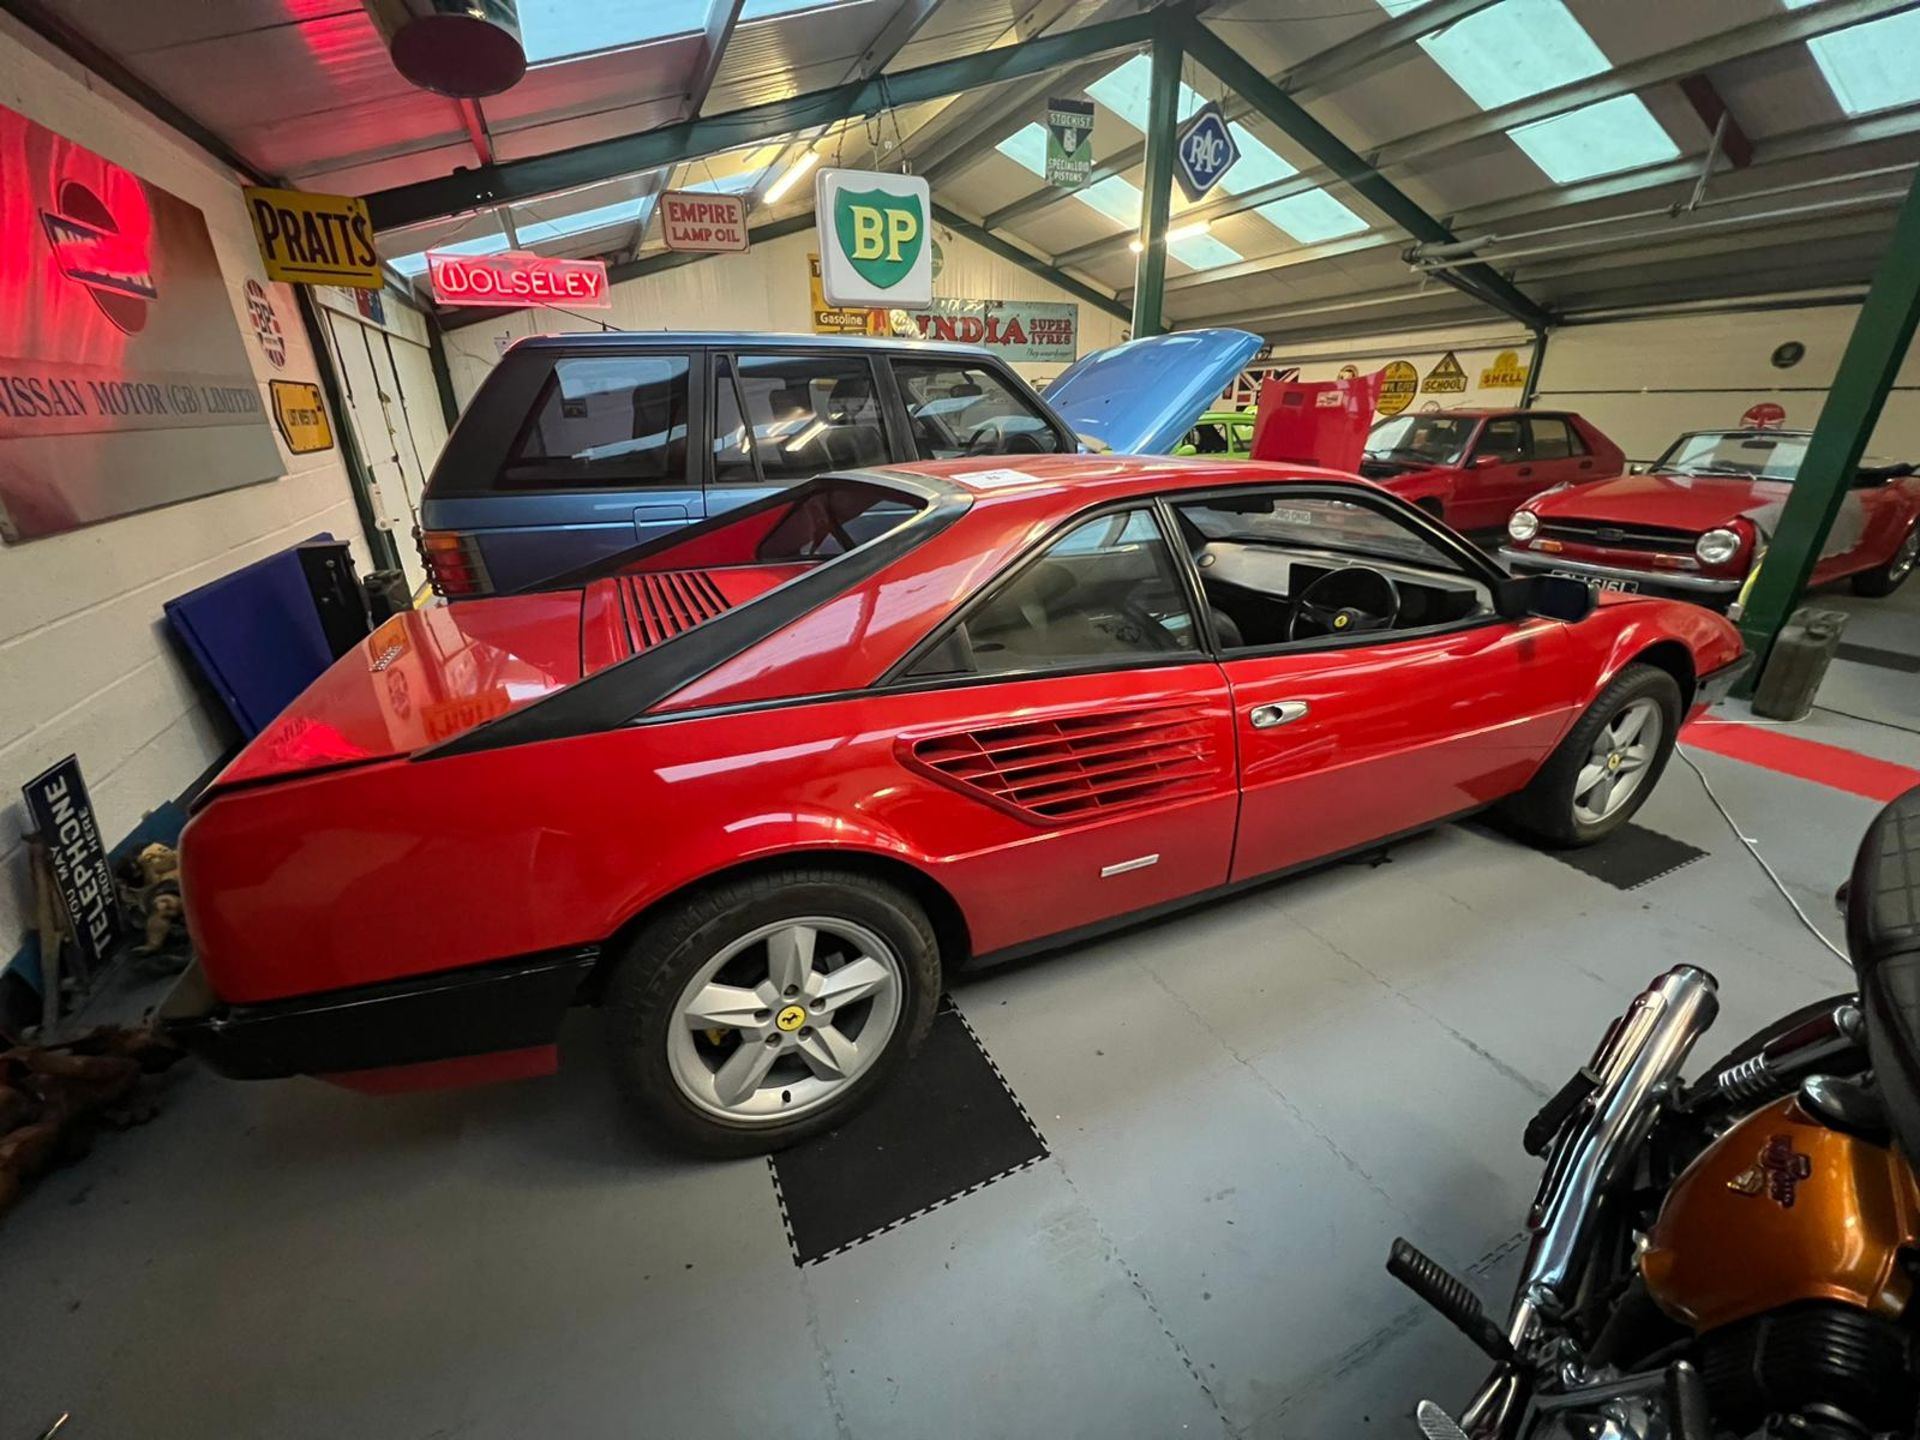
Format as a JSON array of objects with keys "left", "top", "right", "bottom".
[{"left": 1045, "top": 328, "right": 1264, "bottom": 455}]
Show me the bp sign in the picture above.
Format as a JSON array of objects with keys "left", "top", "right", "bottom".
[
  {"left": 1175, "top": 102, "right": 1239, "bottom": 202},
  {"left": 815, "top": 168, "right": 933, "bottom": 308}
]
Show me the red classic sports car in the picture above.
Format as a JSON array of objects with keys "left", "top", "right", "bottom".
[
  {"left": 1359, "top": 408, "right": 1625, "bottom": 533},
  {"left": 166, "top": 457, "right": 1746, "bottom": 1154},
  {"left": 1502, "top": 428, "right": 1920, "bottom": 607}
]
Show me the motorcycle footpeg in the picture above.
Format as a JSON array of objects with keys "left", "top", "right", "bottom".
[
  {"left": 1414, "top": 1399, "right": 1470, "bottom": 1440},
  {"left": 1387, "top": 1238, "right": 1516, "bottom": 1364}
]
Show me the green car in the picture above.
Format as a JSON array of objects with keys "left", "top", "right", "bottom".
[{"left": 1174, "top": 409, "right": 1257, "bottom": 458}]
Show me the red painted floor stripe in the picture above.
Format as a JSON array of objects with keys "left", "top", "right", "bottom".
[{"left": 1682, "top": 719, "right": 1920, "bottom": 802}]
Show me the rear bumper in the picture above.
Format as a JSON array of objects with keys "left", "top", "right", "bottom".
[
  {"left": 1501, "top": 547, "right": 1742, "bottom": 599},
  {"left": 159, "top": 948, "right": 598, "bottom": 1080}
]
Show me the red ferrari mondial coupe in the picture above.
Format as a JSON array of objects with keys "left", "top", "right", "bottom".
[
  {"left": 1503, "top": 427, "right": 1920, "bottom": 607},
  {"left": 166, "top": 457, "right": 1746, "bottom": 1154}
]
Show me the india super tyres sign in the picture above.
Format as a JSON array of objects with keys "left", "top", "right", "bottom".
[
  {"left": 22, "top": 755, "right": 123, "bottom": 969},
  {"left": 895, "top": 299, "right": 1078, "bottom": 364},
  {"left": 0, "top": 102, "right": 282, "bottom": 543},
  {"left": 1175, "top": 102, "right": 1240, "bottom": 202},
  {"left": 815, "top": 169, "right": 933, "bottom": 309}
]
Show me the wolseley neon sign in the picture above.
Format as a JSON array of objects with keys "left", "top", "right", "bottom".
[{"left": 428, "top": 251, "right": 612, "bottom": 309}]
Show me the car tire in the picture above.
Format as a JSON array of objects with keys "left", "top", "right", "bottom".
[
  {"left": 604, "top": 867, "right": 940, "bottom": 1158},
  {"left": 1497, "top": 662, "right": 1682, "bottom": 848},
  {"left": 1849, "top": 525, "right": 1919, "bottom": 597},
  {"left": 1415, "top": 497, "right": 1446, "bottom": 524}
]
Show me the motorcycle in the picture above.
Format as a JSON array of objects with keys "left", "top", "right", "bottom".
[{"left": 1390, "top": 783, "right": 1920, "bottom": 1439}]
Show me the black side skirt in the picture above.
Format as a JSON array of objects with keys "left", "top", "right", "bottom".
[{"left": 160, "top": 948, "right": 599, "bottom": 1079}]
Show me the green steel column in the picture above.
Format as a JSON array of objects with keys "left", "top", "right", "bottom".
[
  {"left": 1738, "top": 166, "right": 1920, "bottom": 669},
  {"left": 1130, "top": 17, "right": 1181, "bottom": 339}
]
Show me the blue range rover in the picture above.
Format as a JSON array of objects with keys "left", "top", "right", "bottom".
[{"left": 416, "top": 329, "right": 1260, "bottom": 596}]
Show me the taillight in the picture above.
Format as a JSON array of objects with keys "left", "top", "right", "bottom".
[{"left": 417, "top": 529, "right": 491, "bottom": 597}]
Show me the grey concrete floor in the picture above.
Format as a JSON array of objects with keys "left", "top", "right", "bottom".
[{"left": 2, "top": 584, "right": 1916, "bottom": 1440}]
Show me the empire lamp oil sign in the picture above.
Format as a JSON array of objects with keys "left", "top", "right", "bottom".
[
  {"left": 244, "top": 185, "right": 382, "bottom": 289},
  {"left": 815, "top": 169, "right": 933, "bottom": 309}
]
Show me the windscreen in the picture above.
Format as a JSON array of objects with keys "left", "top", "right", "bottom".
[
  {"left": 1364, "top": 414, "right": 1475, "bottom": 466},
  {"left": 1655, "top": 432, "right": 1809, "bottom": 480}
]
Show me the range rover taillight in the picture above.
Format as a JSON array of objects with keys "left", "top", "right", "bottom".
[{"left": 418, "top": 529, "right": 491, "bottom": 597}]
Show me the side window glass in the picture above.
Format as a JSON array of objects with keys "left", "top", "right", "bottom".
[
  {"left": 1528, "top": 416, "right": 1574, "bottom": 459},
  {"left": 1478, "top": 418, "right": 1528, "bottom": 463},
  {"left": 909, "top": 508, "right": 1197, "bottom": 678},
  {"left": 893, "top": 360, "right": 1066, "bottom": 460},
  {"left": 502, "top": 355, "right": 691, "bottom": 489},
  {"left": 1174, "top": 491, "right": 1492, "bottom": 650},
  {"left": 713, "top": 354, "right": 889, "bottom": 489}
]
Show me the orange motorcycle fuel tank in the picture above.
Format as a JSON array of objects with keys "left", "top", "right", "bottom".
[{"left": 1640, "top": 1095, "right": 1920, "bottom": 1331}]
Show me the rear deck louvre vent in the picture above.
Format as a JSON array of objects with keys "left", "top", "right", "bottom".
[
  {"left": 622, "top": 570, "right": 732, "bottom": 650},
  {"left": 909, "top": 706, "right": 1217, "bottom": 823}
]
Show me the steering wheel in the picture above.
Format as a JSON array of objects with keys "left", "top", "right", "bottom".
[
  {"left": 966, "top": 420, "right": 1047, "bottom": 455},
  {"left": 1289, "top": 566, "right": 1401, "bottom": 641}
]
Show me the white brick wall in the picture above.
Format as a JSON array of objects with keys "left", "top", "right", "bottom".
[{"left": 0, "top": 16, "right": 371, "bottom": 968}]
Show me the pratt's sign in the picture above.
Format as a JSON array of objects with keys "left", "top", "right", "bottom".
[
  {"left": 244, "top": 186, "right": 382, "bottom": 289},
  {"left": 815, "top": 169, "right": 932, "bottom": 308},
  {"left": 659, "top": 190, "right": 750, "bottom": 253},
  {"left": 429, "top": 251, "right": 612, "bottom": 309},
  {"left": 22, "top": 755, "right": 123, "bottom": 969}
]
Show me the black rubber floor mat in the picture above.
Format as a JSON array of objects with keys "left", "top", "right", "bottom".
[
  {"left": 1549, "top": 823, "right": 1706, "bottom": 890},
  {"left": 769, "top": 1003, "right": 1047, "bottom": 1266},
  {"left": 1837, "top": 641, "right": 1920, "bottom": 674}
]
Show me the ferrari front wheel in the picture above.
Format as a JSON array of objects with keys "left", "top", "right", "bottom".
[
  {"left": 1851, "top": 525, "right": 1918, "bottom": 597},
  {"left": 1497, "top": 662, "right": 1680, "bottom": 848},
  {"left": 606, "top": 868, "right": 940, "bottom": 1157}
]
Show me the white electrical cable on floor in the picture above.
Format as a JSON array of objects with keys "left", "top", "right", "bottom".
[{"left": 1676, "top": 747, "right": 1851, "bottom": 966}]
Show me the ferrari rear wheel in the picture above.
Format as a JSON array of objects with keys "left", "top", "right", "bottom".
[
  {"left": 1851, "top": 526, "right": 1918, "bottom": 597},
  {"left": 1497, "top": 662, "right": 1681, "bottom": 848},
  {"left": 606, "top": 868, "right": 939, "bottom": 1157}
]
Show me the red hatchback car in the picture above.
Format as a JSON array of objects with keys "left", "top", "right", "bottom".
[
  {"left": 1503, "top": 428, "right": 1920, "bottom": 608},
  {"left": 167, "top": 457, "right": 1745, "bottom": 1154},
  {"left": 1359, "top": 408, "right": 1625, "bottom": 532}
]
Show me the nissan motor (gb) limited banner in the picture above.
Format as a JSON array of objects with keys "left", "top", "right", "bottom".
[{"left": 0, "top": 102, "right": 282, "bottom": 543}]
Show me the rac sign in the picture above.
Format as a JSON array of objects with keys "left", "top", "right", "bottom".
[
  {"left": 815, "top": 168, "right": 933, "bottom": 308},
  {"left": 1175, "top": 103, "right": 1240, "bottom": 203}
]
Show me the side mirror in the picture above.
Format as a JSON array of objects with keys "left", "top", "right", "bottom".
[
  {"left": 1494, "top": 573, "right": 1595, "bottom": 623},
  {"left": 1472, "top": 453, "right": 1500, "bottom": 469}
]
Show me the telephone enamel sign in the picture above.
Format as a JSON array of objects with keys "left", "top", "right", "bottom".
[{"left": 815, "top": 169, "right": 932, "bottom": 309}]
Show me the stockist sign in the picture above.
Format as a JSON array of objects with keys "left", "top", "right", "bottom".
[
  {"left": 429, "top": 251, "right": 612, "bottom": 309},
  {"left": 659, "top": 190, "right": 750, "bottom": 252},
  {"left": 244, "top": 185, "right": 382, "bottom": 289},
  {"left": 815, "top": 169, "right": 933, "bottom": 309},
  {"left": 1045, "top": 98, "right": 1094, "bottom": 188},
  {"left": 22, "top": 755, "right": 123, "bottom": 969}
]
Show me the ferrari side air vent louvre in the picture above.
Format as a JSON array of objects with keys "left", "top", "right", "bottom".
[
  {"left": 909, "top": 706, "right": 1217, "bottom": 823},
  {"left": 622, "top": 570, "right": 733, "bottom": 650}
]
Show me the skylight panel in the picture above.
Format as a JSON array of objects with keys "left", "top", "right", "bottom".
[
  {"left": 741, "top": 0, "right": 859, "bottom": 19},
  {"left": 1783, "top": 0, "right": 1920, "bottom": 116},
  {"left": 518, "top": 0, "right": 709, "bottom": 63},
  {"left": 516, "top": 198, "right": 646, "bottom": 246},
  {"left": 1257, "top": 192, "right": 1368, "bottom": 243},
  {"left": 1084, "top": 54, "right": 1204, "bottom": 128},
  {"left": 1413, "top": 0, "right": 1608, "bottom": 110},
  {"left": 1508, "top": 93, "right": 1681, "bottom": 183},
  {"left": 389, "top": 233, "right": 509, "bottom": 278},
  {"left": 996, "top": 124, "right": 1050, "bottom": 174}
]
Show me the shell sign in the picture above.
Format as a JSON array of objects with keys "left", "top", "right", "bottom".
[{"left": 1479, "top": 350, "right": 1529, "bottom": 389}]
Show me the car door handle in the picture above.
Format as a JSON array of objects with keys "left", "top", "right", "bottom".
[
  {"left": 1249, "top": 701, "right": 1310, "bottom": 729},
  {"left": 1517, "top": 466, "right": 1533, "bottom": 477}
]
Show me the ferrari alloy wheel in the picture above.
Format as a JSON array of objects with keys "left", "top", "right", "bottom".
[
  {"left": 1497, "top": 661, "right": 1681, "bottom": 847},
  {"left": 606, "top": 869, "right": 940, "bottom": 1156},
  {"left": 665, "top": 918, "right": 904, "bottom": 1122},
  {"left": 1571, "top": 697, "right": 1662, "bottom": 827},
  {"left": 1852, "top": 526, "right": 1919, "bottom": 597}
]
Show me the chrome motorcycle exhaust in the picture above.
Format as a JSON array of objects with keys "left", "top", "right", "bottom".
[{"left": 1462, "top": 965, "right": 1719, "bottom": 1438}]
